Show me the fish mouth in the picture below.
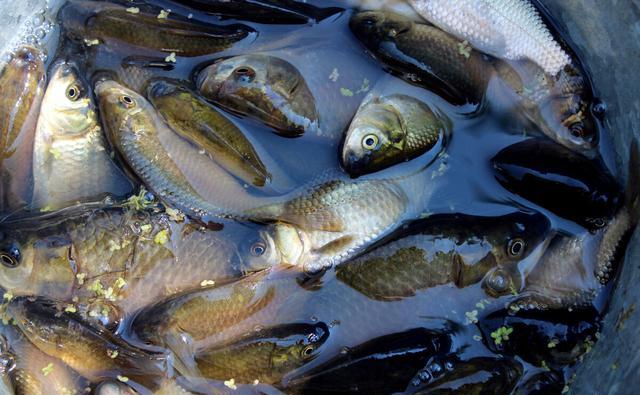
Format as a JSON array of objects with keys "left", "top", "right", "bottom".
[
  {"left": 341, "top": 149, "right": 370, "bottom": 177},
  {"left": 196, "top": 62, "right": 222, "bottom": 98}
]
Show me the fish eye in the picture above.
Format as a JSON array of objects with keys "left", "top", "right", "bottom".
[
  {"left": 0, "top": 253, "right": 19, "bottom": 269},
  {"left": 361, "top": 15, "right": 378, "bottom": 27},
  {"left": 569, "top": 122, "right": 585, "bottom": 138},
  {"left": 301, "top": 345, "right": 315, "bottom": 358},
  {"left": 362, "top": 134, "right": 379, "bottom": 150},
  {"left": 592, "top": 100, "right": 607, "bottom": 118},
  {"left": 66, "top": 84, "right": 82, "bottom": 101},
  {"left": 0, "top": 353, "right": 15, "bottom": 375},
  {"left": 119, "top": 95, "right": 136, "bottom": 108},
  {"left": 250, "top": 241, "right": 266, "bottom": 257},
  {"left": 507, "top": 238, "right": 525, "bottom": 257},
  {"left": 233, "top": 66, "right": 256, "bottom": 83}
]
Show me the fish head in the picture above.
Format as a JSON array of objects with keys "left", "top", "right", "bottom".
[
  {"left": 6, "top": 296, "right": 68, "bottom": 354},
  {"left": 0, "top": 230, "right": 74, "bottom": 298},
  {"left": 6, "top": 46, "right": 45, "bottom": 75},
  {"left": 270, "top": 322, "right": 329, "bottom": 371},
  {"left": 540, "top": 94, "right": 599, "bottom": 154},
  {"left": 197, "top": 55, "right": 317, "bottom": 136},
  {"left": 342, "top": 96, "right": 406, "bottom": 176},
  {"left": 95, "top": 380, "right": 138, "bottom": 395},
  {"left": 95, "top": 79, "right": 150, "bottom": 144},
  {"left": 349, "top": 11, "right": 412, "bottom": 47},
  {"left": 40, "top": 61, "right": 96, "bottom": 137},
  {"left": 242, "top": 223, "right": 306, "bottom": 269}
]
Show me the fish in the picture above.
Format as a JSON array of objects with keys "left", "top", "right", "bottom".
[
  {"left": 0, "top": 46, "right": 46, "bottom": 213},
  {"left": 349, "top": 11, "right": 493, "bottom": 105},
  {"left": 407, "top": 0, "right": 571, "bottom": 75},
  {"left": 287, "top": 327, "right": 452, "bottom": 395},
  {"left": 60, "top": 1, "right": 253, "bottom": 57},
  {"left": 96, "top": 79, "right": 265, "bottom": 221},
  {"left": 196, "top": 54, "right": 319, "bottom": 137},
  {"left": 31, "top": 61, "right": 133, "bottom": 211},
  {"left": 514, "top": 371, "right": 565, "bottom": 395},
  {"left": 6, "top": 296, "right": 165, "bottom": 386},
  {"left": 492, "top": 138, "right": 621, "bottom": 231},
  {"left": 408, "top": 356, "right": 523, "bottom": 394},
  {"left": 194, "top": 323, "right": 328, "bottom": 385},
  {"left": 147, "top": 79, "right": 270, "bottom": 187},
  {"left": 511, "top": 142, "right": 640, "bottom": 310},
  {"left": 341, "top": 93, "right": 450, "bottom": 176},
  {"left": 335, "top": 211, "right": 552, "bottom": 301},
  {"left": 96, "top": 379, "right": 195, "bottom": 395},
  {"left": 171, "top": 0, "right": 343, "bottom": 24},
  {"left": 247, "top": 174, "right": 409, "bottom": 273},
  {"left": 0, "top": 207, "right": 272, "bottom": 323}
]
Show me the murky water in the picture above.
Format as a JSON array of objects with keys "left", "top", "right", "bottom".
[{"left": 0, "top": 0, "right": 626, "bottom": 394}]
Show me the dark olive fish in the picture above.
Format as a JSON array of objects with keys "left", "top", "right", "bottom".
[
  {"left": 6, "top": 296, "right": 165, "bottom": 386},
  {"left": 60, "top": 1, "right": 253, "bottom": 57},
  {"left": 195, "top": 323, "right": 328, "bottom": 385},
  {"left": 349, "top": 11, "right": 492, "bottom": 105},
  {"left": 0, "top": 46, "right": 46, "bottom": 213},
  {"left": 197, "top": 54, "right": 319, "bottom": 137},
  {"left": 287, "top": 327, "right": 452, "bottom": 395},
  {"left": 492, "top": 138, "right": 621, "bottom": 231},
  {"left": 511, "top": 142, "right": 640, "bottom": 310},
  {"left": 147, "top": 79, "right": 270, "bottom": 187},
  {"left": 407, "top": 356, "right": 523, "bottom": 395},
  {"left": 513, "top": 371, "right": 565, "bottom": 395},
  {"left": 171, "top": 0, "right": 343, "bottom": 24},
  {"left": 336, "top": 211, "right": 552, "bottom": 301}
]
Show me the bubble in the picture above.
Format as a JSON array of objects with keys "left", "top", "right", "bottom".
[
  {"left": 444, "top": 361, "right": 455, "bottom": 371},
  {"left": 418, "top": 370, "right": 432, "bottom": 382},
  {"left": 31, "top": 13, "right": 45, "bottom": 26},
  {"left": 35, "top": 28, "right": 46, "bottom": 39},
  {"left": 339, "top": 346, "right": 350, "bottom": 355},
  {"left": 428, "top": 361, "right": 443, "bottom": 376}
]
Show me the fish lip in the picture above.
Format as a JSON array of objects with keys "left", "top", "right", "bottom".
[{"left": 196, "top": 62, "right": 221, "bottom": 97}]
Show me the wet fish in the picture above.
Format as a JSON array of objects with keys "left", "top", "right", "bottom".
[
  {"left": 341, "top": 93, "right": 450, "bottom": 176},
  {"left": 247, "top": 174, "right": 409, "bottom": 273},
  {"left": 96, "top": 379, "right": 194, "bottom": 395},
  {"left": 96, "top": 79, "right": 260, "bottom": 221},
  {"left": 197, "top": 54, "right": 319, "bottom": 137},
  {"left": 511, "top": 142, "right": 640, "bottom": 310},
  {"left": 60, "top": 1, "right": 253, "bottom": 57},
  {"left": 147, "top": 79, "right": 270, "bottom": 187},
  {"left": 408, "top": 0, "right": 571, "bottom": 75},
  {"left": 0, "top": 46, "right": 46, "bottom": 213},
  {"left": 195, "top": 323, "right": 328, "bottom": 385},
  {"left": 172, "top": 0, "right": 343, "bottom": 24},
  {"left": 0, "top": 208, "right": 271, "bottom": 322},
  {"left": 6, "top": 296, "right": 164, "bottom": 385},
  {"left": 349, "top": 11, "right": 493, "bottom": 105},
  {"left": 408, "top": 356, "right": 523, "bottom": 394},
  {"left": 31, "top": 61, "right": 132, "bottom": 211},
  {"left": 336, "top": 211, "right": 552, "bottom": 301},
  {"left": 492, "top": 138, "right": 621, "bottom": 231},
  {"left": 288, "top": 327, "right": 452, "bottom": 395}
]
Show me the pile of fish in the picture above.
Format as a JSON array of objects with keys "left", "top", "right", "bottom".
[{"left": 0, "top": 0, "right": 635, "bottom": 394}]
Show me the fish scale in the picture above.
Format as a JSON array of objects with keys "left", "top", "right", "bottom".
[{"left": 409, "top": 0, "right": 571, "bottom": 75}]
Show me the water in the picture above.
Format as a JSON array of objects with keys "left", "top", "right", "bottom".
[{"left": 0, "top": 0, "right": 624, "bottom": 394}]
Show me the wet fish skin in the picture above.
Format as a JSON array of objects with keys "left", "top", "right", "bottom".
[
  {"left": 197, "top": 54, "right": 319, "bottom": 137},
  {"left": 147, "top": 79, "right": 270, "bottom": 187},
  {"left": 492, "top": 138, "right": 621, "bottom": 231},
  {"left": 0, "top": 46, "right": 46, "bottom": 213},
  {"left": 408, "top": 0, "right": 571, "bottom": 75},
  {"left": 60, "top": 0, "right": 253, "bottom": 57},
  {"left": 341, "top": 94, "right": 450, "bottom": 176},
  {"left": 6, "top": 296, "right": 165, "bottom": 385},
  {"left": 195, "top": 322, "right": 328, "bottom": 385},
  {"left": 349, "top": 10, "right": 492, "bottom": 105},
  {"left": 247, "top": 175, "right": 409, "bottom": 273},
  {"left": 336, "top": 211, "right": 552, "bottom": 301},
  {"left": 31, "top": 61, "right": 132, "bottom": 211},
  {"left": 96, "top": 379, "right": 194, "bottom": 395}
]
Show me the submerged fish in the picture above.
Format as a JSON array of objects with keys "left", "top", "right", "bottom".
[
  {"left": 0, "top": 46, "right": 46, "bottom": 213},
  {"left": 7, "top": 296, "right": 164, "bottom": 385},
  {"left": 349, "top": 11, "right": 493, "bottom": 105},
  {"left": 247, "top": 174, "right": 409, "bottom": 273},
  {"left": 31, "top": 61, "right": 132, "bottom": 211},
  {"left": 492, "top": 138, "right": 621, "bottom": 231},
  {"left": 341, "top": 94, "right": 450, "bottom": 176},
  {"left": 195, "top": 323, "right": 328, "bottom": 385},
  {"left": 512, "top": 142, "right": 640, "bottom": 310},
  {"left": 96, "top": 79, "right": 261, "bottom": 221},
  {"left": 197, "top": 54, "right": 319, "bottom": 137},
  {"left": 336, "top": 211, "right": 552, "bottom": 301},
  {"left": 60, "top": 1, "right": 253, "bottom": 57},
  {"left": 288, "top": 327, "right": 452, "bottom": 395},
  {"left": 147, "top": 79, "right": 270, "bottom": 187},
  {"left": 408, "top": 0, "right": 571, "bottom": 75},
  {"left": 0, "top": 208, "right": 271, "bottom": 320}
]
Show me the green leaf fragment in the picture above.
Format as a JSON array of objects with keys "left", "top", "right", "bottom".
[
  {"left": 340, "top": 88, "right": 354, "bottom": 97},
  {"left": 154, "top": 229, "right": 169, "bottom": 245}
]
